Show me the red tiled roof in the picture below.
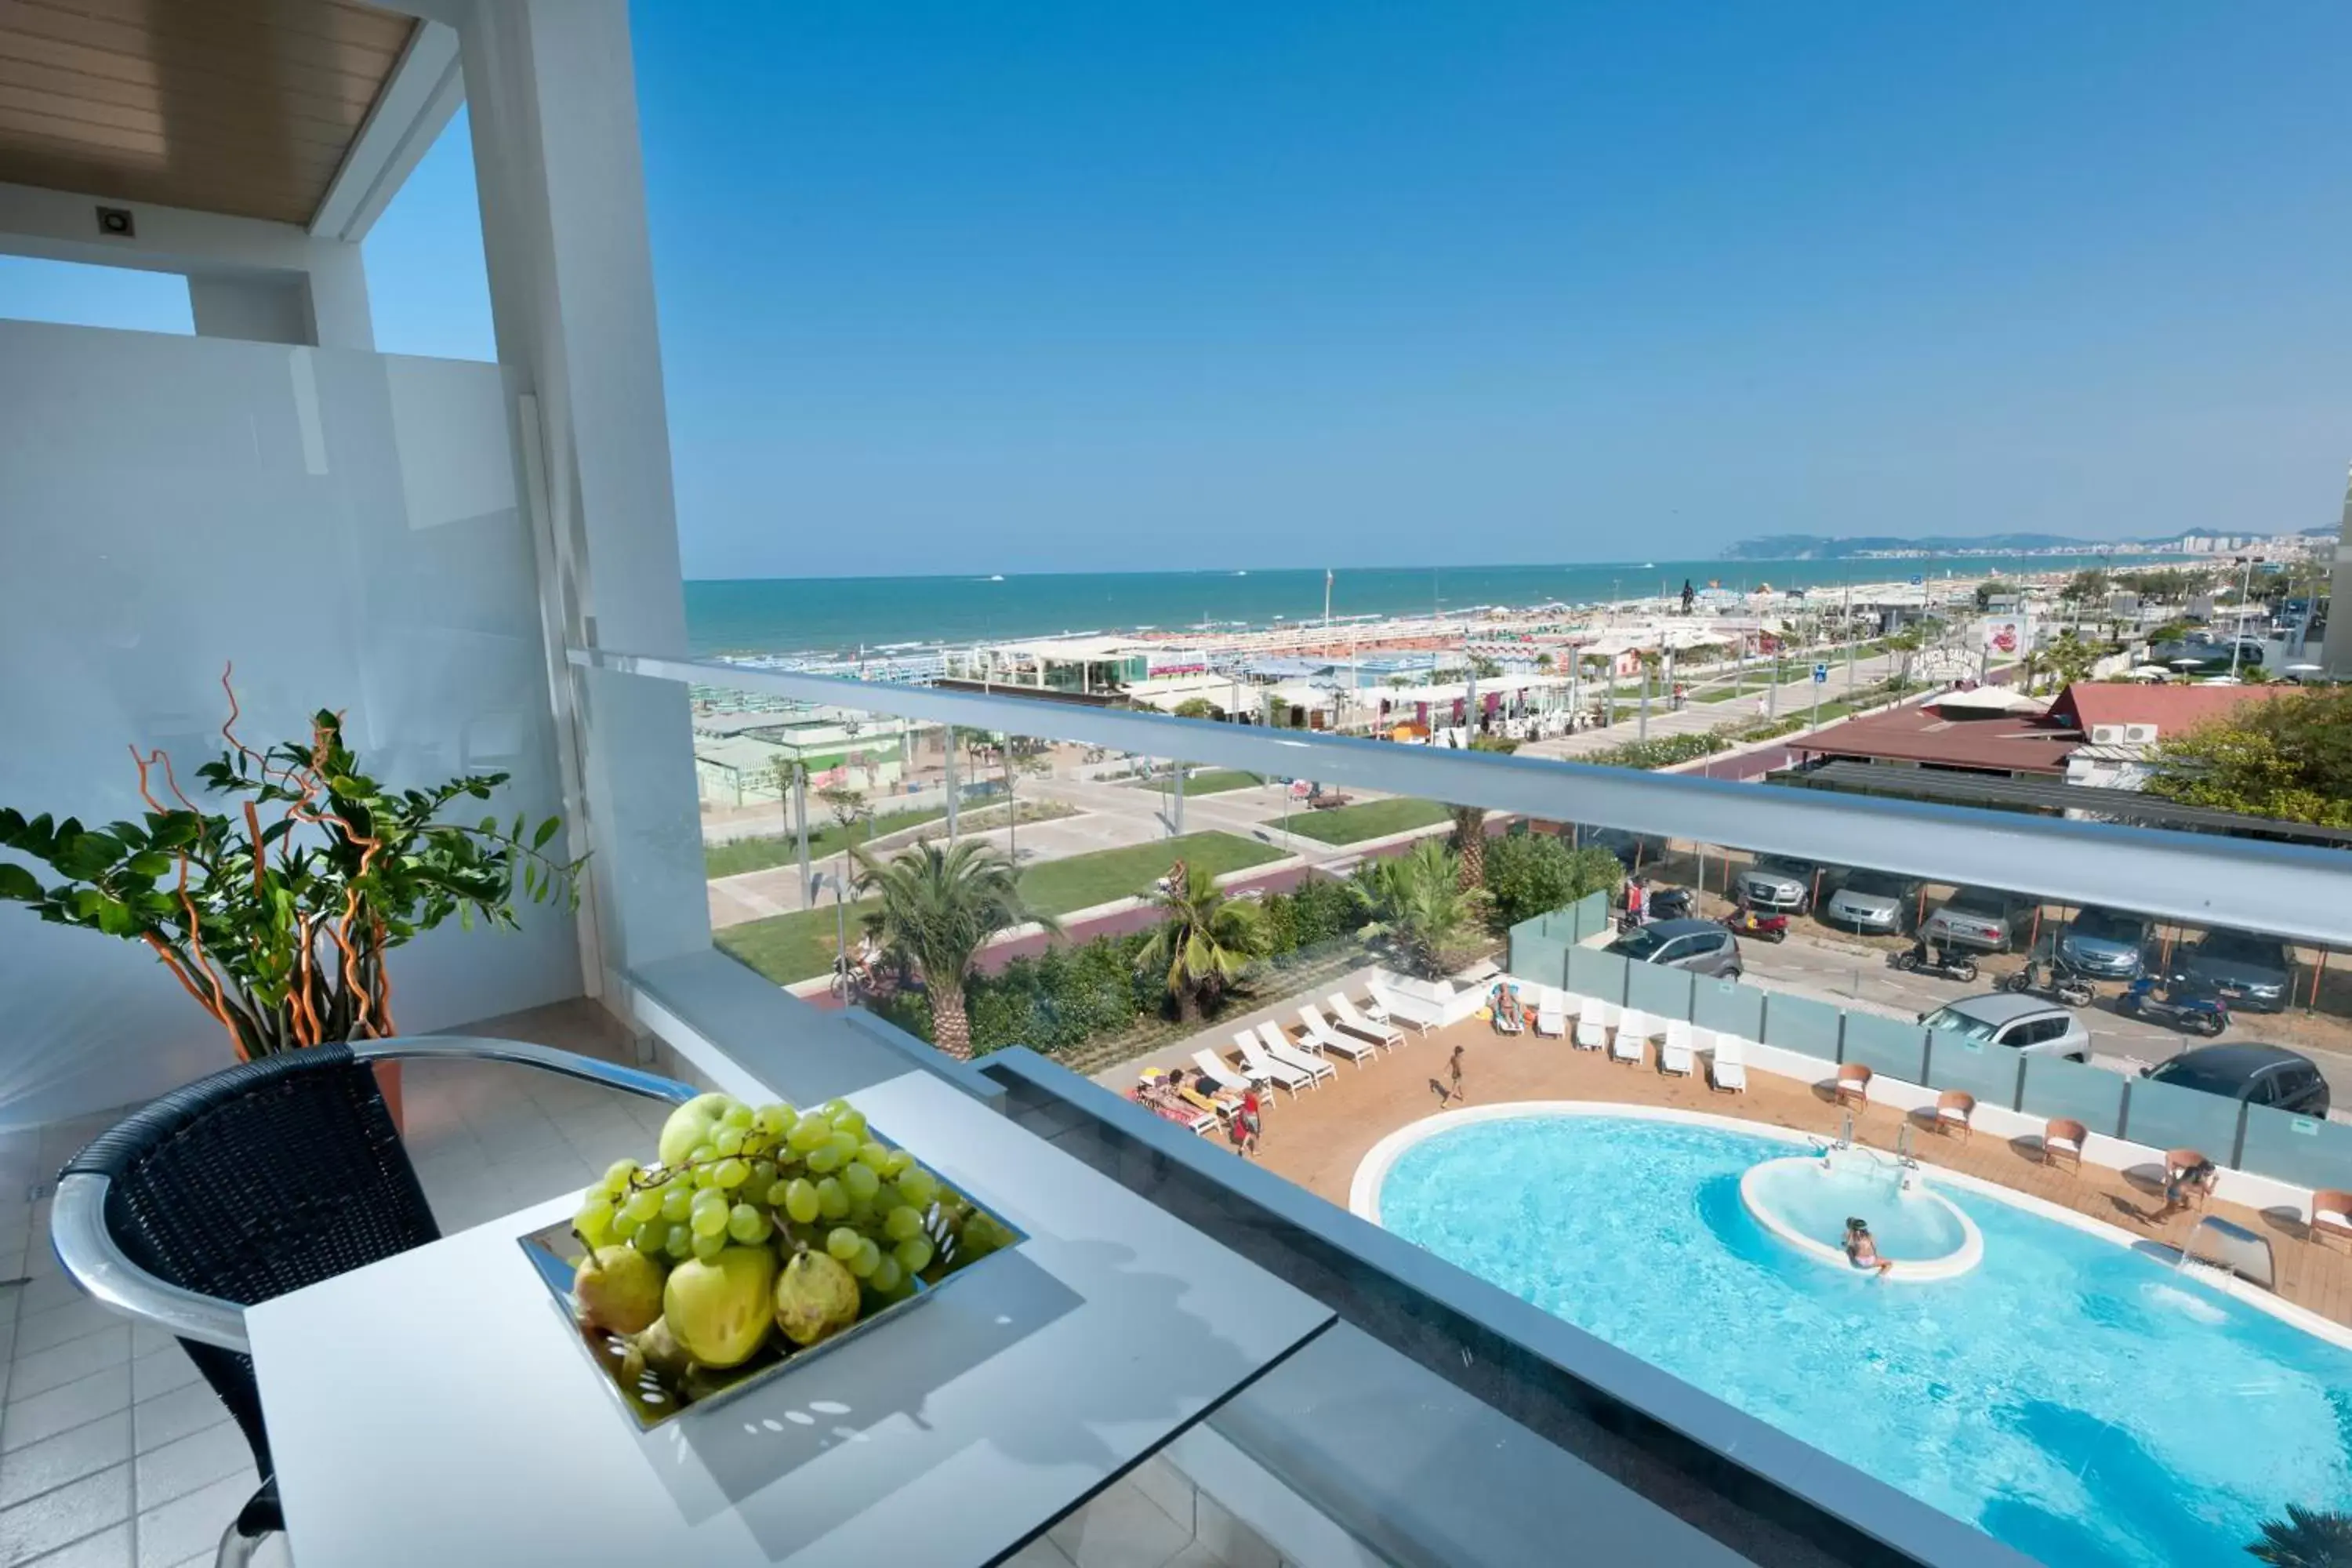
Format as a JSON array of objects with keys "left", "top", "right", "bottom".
[
  {"left": 1791, "top": 703, "right": 2078, "bottom": 775},
  {"left": 2049, "top": 681, "right": 2290, "bottom": 737}
]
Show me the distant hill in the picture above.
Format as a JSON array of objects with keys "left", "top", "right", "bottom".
[{"left": 1724, "top": 528, "right": 2331, "bottom": 561}]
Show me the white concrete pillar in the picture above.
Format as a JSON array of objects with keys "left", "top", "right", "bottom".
[
  {"left": 0, "top": 180, "right": 373, "bottom": 349},
  {"left": 456, "top": 0, "right": 710, "bottom": 991}
]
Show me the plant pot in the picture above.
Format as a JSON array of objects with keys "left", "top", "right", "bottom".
[{"left": 372, "top": 1059, "right": 405, "bottom": 1133}]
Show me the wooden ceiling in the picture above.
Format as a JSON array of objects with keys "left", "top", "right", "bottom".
[{"left": 0, "top": 0, "right": 419, "bottom": 227}]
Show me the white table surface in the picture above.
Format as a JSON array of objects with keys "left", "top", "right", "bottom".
[{"left": 248, "top": 1069, "right": 1334, "bottom": 1567}]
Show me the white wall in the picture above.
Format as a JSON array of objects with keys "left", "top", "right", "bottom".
[{"left": 0, "top": 318, "right": 581, "bottom": 1127}]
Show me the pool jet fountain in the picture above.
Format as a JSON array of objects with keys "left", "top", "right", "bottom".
[{"left": 1739, "top": 1140, "right": 1984, "bottom": 1281}]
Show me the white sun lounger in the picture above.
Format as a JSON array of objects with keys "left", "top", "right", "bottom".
[
  {"left": 1709, "top": 1033, "right": 1748, "bottom": 1094},
  {"left": 1661, "top": 1020, "right": 1696, "bottom": 1076},
  {"left": 1192, "top": 1049, "right": 1254, "bottom": 1098},
  {"left": 1329, "top": 993, "right": 1403, "bottom": 1048},
  {"left": 1234, "top": 1032, "right": 1312, "bottom": 1096},
  {"left": 1257, "top": 1022, "right": 1337, "bottom": 1085},
  {"left": 1534, "top": 986, "right": 1567, "bottom": 1038},
  {"left": 1364, "top": 981, "right": 1429, "bottom": 1036},
  {"left": 1574, "top": 1011, "right": 1606, "bottom": 1051},
  {"left": 1298, "top": 1006, "right": 1377, "bottom": 1067},
  {"left": 1611, "top": 1008, "right": 1650, "bottom": 1065}
]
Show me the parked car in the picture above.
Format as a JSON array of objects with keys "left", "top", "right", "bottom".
[
  {"left": 2054, "top": 906, "right": 2150, "bottom": 981},
  {"left": 1576, "top": 826, "right": 1668, "bottom": 871},
  {"left": 1920, "top": 887, "right": 2031, "bottom": 953},
  {"left": 2143, "top": 1043, "right": 2329, "bottom": 1116},
  {"left": 2178, "top": 930, "right": 2293, "bottom": 1014},
  {"left": 1918, "top": 994, "right": 2092, "bottom": 1062},
  {"left": 1734, "top": 855, "right": 1828, "bottom": 915},
  {"left": 1606, "top": 917, "right": 1743, "bottom": 980},
  {"left": 1823, "top": 869, "right": 1922, "bottom": 935}
]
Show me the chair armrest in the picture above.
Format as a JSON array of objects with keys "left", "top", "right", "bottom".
[
  {"left": 51, "top": 1172, "right": 252, "bottom": 1354},
  {"left": 345, "top": 1034, "right": 698, "bottom": 1105}
]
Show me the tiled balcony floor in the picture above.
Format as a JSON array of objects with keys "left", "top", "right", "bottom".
[
  {"left": 0, "top": 1000, "right": 1298, "bottom": 1567},
  {"left": 1240, "top": 1011, "right": 2352, "bottom": 1329}
]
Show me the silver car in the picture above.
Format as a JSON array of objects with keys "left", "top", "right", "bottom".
[
  {"left": 1920, "top": 887, "right": 2031, "bottom": 953},
  {"left": 1734, "top": 856, "right": 1822, "bottom": 915},
  {"left": 1920, "top": 993, "right": 2092, "bottom": 1062},
  {"left": 2055, "top": 907, "right": 2149, "bottom": 981},
  {"left": 1824, "top": 870, "right": 1922, "bottom": 935},
  {"left": 1606, "top": 917, "right": 1744, "bottom": 979}
]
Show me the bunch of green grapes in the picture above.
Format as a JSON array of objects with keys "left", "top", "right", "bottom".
[{"left": 572, "top": 1096, "right": 969, "bottom": 1309}]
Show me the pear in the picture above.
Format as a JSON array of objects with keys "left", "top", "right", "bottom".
[
  {"left": 657, "top": 1091, "right": 739, "bottom": 1167},
  {"left": 775, "top": 1248, "right": 862, "bottom": 1348},
  {"left": 633, "top": 1316, "right": 692, "bottom": 1381},
  {"left": 662, "top": 1245, "right": 778, "bottom": 1368},
  {"left": 575, "top": 1244, "right": 666, "bottom": 1334}
]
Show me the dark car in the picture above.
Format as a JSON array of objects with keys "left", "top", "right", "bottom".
[
  {"left": 1606, "top": 917, "right": 1743, "bottom": 979},
  {"left": 1575, "top": 826, "right": 1667, "bottom": 871},
  {"left": 2179, "top": 930, "right": 2294, "bottom": 1014},
  {"left": 2055, "top": 907, "right": 2150, "bottom": 981},
  {"left": 2143, "top": 1043, "right": 2329, "bottom": 1116}
]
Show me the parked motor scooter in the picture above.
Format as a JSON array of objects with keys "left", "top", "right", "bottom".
[
  {"left": 1722, "top": 906, "right": 1789, "bottom": 943},
  {"left": 2119, "top": 975, "right": 2229, "bottom": 1037},
  {"left": 1617, "top": 884, "right": 1693, "bottom": 934},
  {"left": 1893, "top": 938, "right": 1979, "bottom": 984},
  {"left": 2002, "top": 956, "right": 2095, "bottom": 1008}
]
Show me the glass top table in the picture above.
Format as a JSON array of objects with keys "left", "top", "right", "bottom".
[{"left": 246, "top": 1068, "right": 1335, "bottom": 1566}]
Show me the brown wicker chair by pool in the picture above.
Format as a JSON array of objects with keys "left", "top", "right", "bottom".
[{"left": 1933, "top": 1090, "right": 1974, "bottom": 1142}]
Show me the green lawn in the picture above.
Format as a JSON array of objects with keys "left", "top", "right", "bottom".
[
  {"left": 1177, "top": 769, "right": 1263, "bottom": 796},
  {"left": 1018, "top": 830, "right": 1283, "bottom": 916},
  {"left": 704, "top": 802, "right": 951, "bottom": 879},
  {"left": 715, "top": 898, "right": 880, "bottom": 985},
  {"left": 1283, "top": 797, "right": 1453, "bottom": 845},
  {"left": 713, "top": 829, "right": 1287, "bottom": 982}
]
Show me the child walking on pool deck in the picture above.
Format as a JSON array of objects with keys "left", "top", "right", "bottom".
[{"left": 1447, "top": 1044, "right": 1467, "bottom": 1104}]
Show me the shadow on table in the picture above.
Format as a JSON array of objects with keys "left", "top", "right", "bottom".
[{"left": 639, "top": 1246, "right": 1080, "bottom": 1550}]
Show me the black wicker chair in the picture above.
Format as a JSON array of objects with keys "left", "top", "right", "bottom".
[{"left": 52, "top": 1035, "right": 694, "bottom": 1567}]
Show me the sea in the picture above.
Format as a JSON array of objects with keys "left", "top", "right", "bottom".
[{"left": 683, "top": 554, "right": 2155, "bottom": 659}]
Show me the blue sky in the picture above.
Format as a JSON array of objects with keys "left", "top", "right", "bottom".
[{"left": 9, "top": 3, "right": 2352, "bottom": 578}]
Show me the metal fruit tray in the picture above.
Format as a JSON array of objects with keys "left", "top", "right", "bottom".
[{"left": 517, "top": 1161, "right": 1023, "bottom": 1432}]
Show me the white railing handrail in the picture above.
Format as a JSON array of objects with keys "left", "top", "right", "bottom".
[{"left": 573, "top": 645, "right": 2352, "bottom": 947}]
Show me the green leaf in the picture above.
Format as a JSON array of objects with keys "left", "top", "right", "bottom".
[
  {"left": 124, "top": 851, "right": 173, "bottom": 878},
  {"left": 0, "top": 863, "right": 42, "bottom": 902},
  {"left": 532, "top": 818, "right": 559, "bottom": 850}
]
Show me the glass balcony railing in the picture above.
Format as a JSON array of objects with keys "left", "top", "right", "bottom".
[{"left": 578, "top": 641, "right": 2352, "bottom": 1568}]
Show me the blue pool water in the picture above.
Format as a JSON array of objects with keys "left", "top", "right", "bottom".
[{"left": 1377, "top": 1116, "right": 2352, "bottom": 1566}]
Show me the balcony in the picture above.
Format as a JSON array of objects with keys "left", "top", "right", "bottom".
[{"left": 5, "top": 4, "right": 2351, "bottom": 1566}]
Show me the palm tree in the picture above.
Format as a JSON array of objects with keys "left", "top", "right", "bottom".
[
  {"left": 1882, "top": 630, "right": 1924, "bottom": 690},
  {"left": 2246, "top": 1504, "right": 2352, "bottom": 1566},
  {"left": 852, "top": 840, "right": 1058, "bottom": 1060},
  {"left": 1132, "top": 860, "right": 1265, "bottom": 1020},
  {"left": 1446, "top": 736, "right": 1519, "bottom": 889},
  {"left": 1355, "top": 839, "right": 1491, "bottom": 978},
  {"left": 2041, "top": 633, "right": 2100, "bottom": 692}
]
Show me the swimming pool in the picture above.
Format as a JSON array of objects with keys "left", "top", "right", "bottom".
[{"left": 1365, "top": 1109, "right": 2352, "bottom": 1567}]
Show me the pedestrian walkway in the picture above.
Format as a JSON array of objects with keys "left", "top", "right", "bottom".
[{"left": 1521, "top": 648, "right": 1906, "bottom": 760}]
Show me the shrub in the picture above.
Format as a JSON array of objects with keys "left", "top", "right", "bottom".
[{"left": 1483, "top": 836, "right": 1625, "bottom": 931}]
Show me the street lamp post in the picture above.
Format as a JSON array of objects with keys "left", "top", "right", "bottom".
[{"left": 2230, "top": 556, "right": 2265, "bottom": 679}]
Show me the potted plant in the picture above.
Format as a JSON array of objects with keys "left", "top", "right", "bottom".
[{"left": 0, "top": 673, "right": 583, "bottom": 1119}]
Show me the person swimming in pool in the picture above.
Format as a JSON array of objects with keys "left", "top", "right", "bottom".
[{"left": 1844, "top": 1217, "right": 1893, "bottom": 1276}]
